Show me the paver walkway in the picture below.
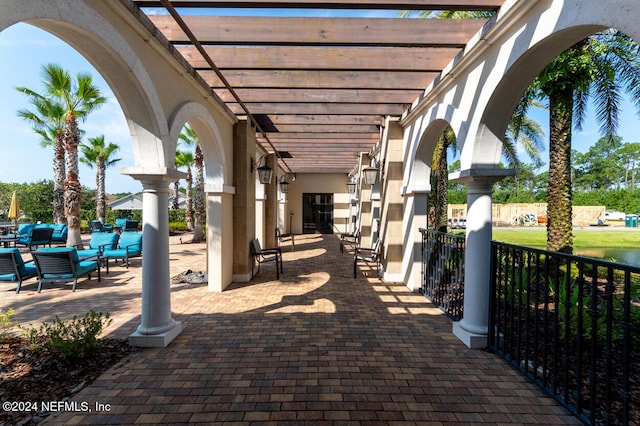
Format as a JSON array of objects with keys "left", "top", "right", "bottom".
[{"left": 2, "top": 234, "right": 580, "bottom": 425}]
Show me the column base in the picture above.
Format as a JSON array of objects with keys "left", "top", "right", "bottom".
[
  {"left": 231, "top": 272, "right": 252, "bottom": 284},
  {"left": 453, "top": 321, "right": 487, "bottom": 349},
  {"left": 129, "top": 320, "right": 182, "bottom": 348}
]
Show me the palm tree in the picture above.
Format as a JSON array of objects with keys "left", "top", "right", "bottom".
[
  {"left": 16, "top": 64, "right": 106, "bottom": 247},
  {"left": 399, "top": 9, "right": 494, "bottom": 19},
  {"left": 80, "top": 135, "right": 121, "bottom": 223},
  {"left": 431, "top": 127, "right": 457, "bottom": 232},
  {"left": 174, "top": 150, "right": 194, "bottom": 228},
  {"left": 15, "top": 93, "right": 67, "bottom": 223},
  {"left": 501, "top": 87, "right": 547, "bottom": 167},
  {"left": 528, "top": 30, "right": 640, "bottom": 253},
  {"left": 178, "top": 124, "right": 205, "bottom": 242}
]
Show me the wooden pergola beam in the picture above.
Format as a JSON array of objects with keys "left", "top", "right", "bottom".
[
  {"left": 134, "top": 0, "right": 503, "bottom": 11},
  {"left": 177, "top": 46, "right": 461, "bottom": 71},
  {"left": 200, "top": 70, "right": 440, "bottom": 90},
  {"left": 149, "top": 15, "right": 487, "bottom": 47},
  {"left": 214, "top": 88, "right": 423, "bottom": 104},
  {"left": 226, "top": 102, "right": 407, "bottom": 115},
  {"left": 259, "top": 133, "right": 379, "bottom": 140},
  {"left": 254, "top": 114, "right": 384, "bottom": 125}
]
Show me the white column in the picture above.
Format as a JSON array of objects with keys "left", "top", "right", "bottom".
[
  {"left": 451, "top": 170, "right": 512, "bottom": 348},
  {"left": 123, "top": 168, "right": 184, "bottom": 348}
]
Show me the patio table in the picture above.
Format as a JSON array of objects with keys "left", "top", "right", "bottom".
[
  {"left": 0, "top": 224, "right": 16, "bottom": 235},
  {"left": 0, "top": 234, "right": 18, "bottom": 248}
]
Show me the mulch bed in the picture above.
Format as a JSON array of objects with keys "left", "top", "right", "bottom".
[{"left": 0, "top": 337, "right": 133, "bottom": 425}]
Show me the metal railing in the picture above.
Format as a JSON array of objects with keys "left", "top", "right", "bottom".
[
  {"left": 489, "top": 241, "right": 639, "bottom": 425},
  {"left": 419, "top": 228, "right": 465, "bottom": 320}
]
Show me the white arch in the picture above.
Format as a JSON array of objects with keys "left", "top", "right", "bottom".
[{"left": 168, "top": 101, "right": 227, "bottom": 188}]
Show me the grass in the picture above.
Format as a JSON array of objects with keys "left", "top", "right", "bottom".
[{"left": 491, "top": 227, "right": 640, "bottom": 250}]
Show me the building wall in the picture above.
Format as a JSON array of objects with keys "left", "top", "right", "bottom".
[
  {"left": 285, "top": 173, "right": 351, "bottom": 235},
  {"left": 448, "top": 203, "right": 606, "bottom": 227}
]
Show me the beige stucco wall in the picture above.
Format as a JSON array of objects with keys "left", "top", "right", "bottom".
[
  {"left": 284, "top": 173, "right": 351, "bottom": 235},
  {"left": 448, "top": 203, "right": 607, "bottom": 227}
]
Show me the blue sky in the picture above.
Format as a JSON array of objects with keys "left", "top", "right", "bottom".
[{"left": 1, "top": 21, "right": 639, "bottom": 195}]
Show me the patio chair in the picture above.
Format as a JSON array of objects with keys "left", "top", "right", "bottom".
[
  {"left": 89, "top": 220, "right": 113, "bottom": 233},
  {"left": 340, "top": 229, "right": 360, "bottom": 253},
  {"left": 354, "top": 238, "right": 381, "bottom": 278},
  {"left": 101, "top": 231, "right": 143, "bottom": 273},
  {"left": 32, "top": 247, "right": 101, "bottom": 292},
  {"left": 123, "top": 220, "right": 139, "bottom": 232},
  {"left": 16, "top": 227, "right": 54, "bottom": 251},
  {"left": 276, "top": 228, "right": 295, "bottom": 251},
  {"left": 74, "top": 232, "right": 119, "bottom": 259},
  {"left": 250, "top": 238, "right": 282, "bottom": 279},
  {"left": 0, "top": 248, "right": 38, "bottom": 293}
]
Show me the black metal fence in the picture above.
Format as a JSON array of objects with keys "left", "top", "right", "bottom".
[
  {"left": 488, "top": 241, "right": 639, "bottom": 425},
  {"left": 419, "top": 228, "right": 465, "bottom": 320}
]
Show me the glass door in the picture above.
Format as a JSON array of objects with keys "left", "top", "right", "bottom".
[{"left": 302, "top": 193, "right": 334, "bottom": 234}]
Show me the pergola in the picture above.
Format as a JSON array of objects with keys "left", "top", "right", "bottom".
[{"left": 131, "top": 0, "right": 506, "bottom": 174}]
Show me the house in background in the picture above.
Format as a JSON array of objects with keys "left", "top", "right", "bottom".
[
  {"left": 109, "top": 190, "right": 187, "bottom": 211},
  {"left": 108, "top": 193, "right": 143, "bottom": 210}
]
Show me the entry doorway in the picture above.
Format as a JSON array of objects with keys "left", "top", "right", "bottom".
[{"left": 302, "top": 193, "right": 333, "bottom": 234}]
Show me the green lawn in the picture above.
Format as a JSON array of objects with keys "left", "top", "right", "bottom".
[{"left": 492, "top": 228, "right": 640, "bottom": 250}]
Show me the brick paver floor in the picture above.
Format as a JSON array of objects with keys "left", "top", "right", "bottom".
[{"left": 1, "top": 233, "right": 580, "bottom": 425}]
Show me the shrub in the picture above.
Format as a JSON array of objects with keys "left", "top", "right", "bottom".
[
  {"left": 23, "top": 310, "right": 112, "bottom": 361},
  {"left": 169, "top": 221, "right": 190, "bottom": 233},
  {"left": 0, "top": 308, "right": 15, "bottom": 342}
]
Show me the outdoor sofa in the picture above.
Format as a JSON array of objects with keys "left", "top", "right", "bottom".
[{"left": 15, "top": 223, "right": 68, "bottom": 245}]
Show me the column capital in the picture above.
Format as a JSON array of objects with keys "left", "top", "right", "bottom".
[
  {"left": 204, "top": 183, "right": 236, "bottom": 195},
  {"left": 121, "top": 167, "right": 186, "bottom": 186},
  {"left": 449, "top": 167, "right": 514, "bottom": 190},
  {"left": 401, "top": 185, "right": 431, "bottom": 197}
]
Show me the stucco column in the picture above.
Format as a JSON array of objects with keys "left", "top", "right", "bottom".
[
  {"left": 263, "top": 153, "right": 278, "bottom": 248},
  {"left": 232, "top": 119, "right": 256, "bottom": 282},
  {"left": 401, "top": 189, "right": 429, "bottom": 292},
  {"left": 451, "top": 169, "right": 513, "bottom": 348},
  {"left": 380, "top": 118, "right": 404, "bottom": 281},
  {"left": 123, "top": 167, "right": 185, "bottom": 348},
  {"left": 207, "top": 187, "right": 235, "bottom": 291}
]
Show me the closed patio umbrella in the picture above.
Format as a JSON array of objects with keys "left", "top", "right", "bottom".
[{"left": 8, "top": 191, "right": 20, "bottom": 228}]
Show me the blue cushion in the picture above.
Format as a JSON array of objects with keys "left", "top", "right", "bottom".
[
  {"left": 102, "top": 249, "right": 127, "bottom": 258},
  {"left": 115, "top": 218, "right": 127, "bottom": 228},
  {"left": 0, "top": 273, "right": 18, "bottom": 281},
  {"left": 76, "top": 249, "right": 100, "bottom": 258},
  {"left": 48, "top": 224, "right": 67, "bottom": 241},
  {"left": 0, "top": 263, "right": 38, "bottom": 281},
  {"left": 116, "top": 232, "right": 142, "bottom": 255},
  {"left": 23, "top": 263, "right": 37, "bottom": 277},
  {"left": 76, "top": 260, "right": 99, "bottom": 276},
  {"left": 17, "top": 224, "right": 35, "bottom": 236},
  {"left": 89, "top": 232, "right": 119, "bottom": 251}
]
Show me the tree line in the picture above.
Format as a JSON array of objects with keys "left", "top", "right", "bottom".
[{"left": 446, "top": 134, "right": 640, "bottom": 215}]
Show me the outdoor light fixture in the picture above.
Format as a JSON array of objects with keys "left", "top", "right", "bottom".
[
  {"left": 362, "top": 160, "right": 379, "bottom": 186},
  {"left": 346, "top": 180, "right": 357, "bottom": 194},
  {"left": 279, "top": 175, "right": 289, "bottom": 193},
  {"left": 251, "top": 155, "right": 273, "bottom": 185}
]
